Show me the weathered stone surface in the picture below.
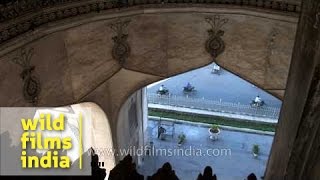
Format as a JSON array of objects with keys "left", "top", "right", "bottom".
[
  {"left": 32, "top": 33, "right": 75, "bottom": 106},
  {"left": 80, "top": 68, "right": 162, "bottom": 118},
  {"left": 265, "top": 0, "right": 320, "bottom": 178},
  {"left": 0, "top": 51, "right": 27, "bottom": 106},
  {"left": 116, "top": 90, "right": 145, "bottom": 164},
  {"left": 106, "top": 69, "right": 162, "bottom": 120},
  {"left": 0, "top": 11, "right": 297, "bottom": 104},
  {"left": 64, "top": 20, "right": 121, "bottom": 100},
  {"left": 167, "top": 13, "right": 212, "bottom": 76},
  {"left": 0, "top": 33, "right": 75, "bottom": 106},
  {"left": 126, "top": 15, "right": 168, "bottom": 76},
  {"left": 268, "top": 90, "right": 285, "bottom": 99},
  {"left": 217, "top": 15, "right": 296, "bottom": 94},
  {"left": 82, "top": 69, "right": 162, "bottom": 155},
  {"left": 264, "top": 23, "right": 296, "bottom": 89},
  {"left": 0, "top": 1, "right": 301, "bottom": 46}
]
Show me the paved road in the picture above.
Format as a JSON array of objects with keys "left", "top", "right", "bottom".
[
  {"left": 138, "top": 120, "right": 273, "bottom": 180},
  {"left": 147, "top": 63, "right": 282, "bottom": 108}
]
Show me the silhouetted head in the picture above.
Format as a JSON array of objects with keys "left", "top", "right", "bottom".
[
  {"left": 247, "top": 173, "right": 257, "bottom": 180},
  {"left": 162, "top": 162, "right": 172, "bottom": 172},
  {"left": 91, "top": 154, "right": 99, "bottom": 168},
  {"left": 89, "top": 147, "right": 95, "bottom": 156},
  {"left": 203, "top": 166, "right": 213, "bottom": 176},
  {"left": 123, "top": 154, "right": 133, "bottom": 164}
]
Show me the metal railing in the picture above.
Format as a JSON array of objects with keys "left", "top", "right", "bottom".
[{"left": 147, "top": 93, "right": 280, "bottom": 120}]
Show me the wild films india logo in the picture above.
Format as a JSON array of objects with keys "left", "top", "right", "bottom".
[
  {"left": 20, "top": 113, "right": 81, "bottom": 169},
  {"left": 0, "top": 108, "right": 92, "bottom": 176}
]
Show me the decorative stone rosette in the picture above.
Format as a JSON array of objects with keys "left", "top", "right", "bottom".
[
  {"left": 109, "top": 19, "right": 131, "bottom": 65},
  {"left": 11, "top": 48, "right": 41, "bottom": 104},
  {"left": 205, "top": 15, "right": 228, "bottom": 60},
  {"left": 111, "top": 34, "right": 130, "bottom": 65}
]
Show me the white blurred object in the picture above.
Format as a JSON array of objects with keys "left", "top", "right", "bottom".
[
  {"left": 33, "top": 108, "right": 81, "bottom": 163},
  {"left": 213, "top": 63, "right": 220, "bottom": 71}
]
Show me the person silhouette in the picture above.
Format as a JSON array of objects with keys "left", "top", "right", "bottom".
[
  {"left": 246, "top": 173, "right": 257, "bottom": 180},
  {"left": 148, "top": 162, "right": 179, "bottom": 180},
  {"left": 109, "top": 154, "right": 143, "bottom": 180},
  {"left": 197, "top": 166, "right": 217, "bottom": 180}
]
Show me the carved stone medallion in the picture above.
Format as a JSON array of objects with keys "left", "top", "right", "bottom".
[
  {"left": 109, "top": 19, "right": 131, "bottom": 65},
  {"left": 11, "top": 48, "right": 40, "bottom": 105},
  {"left": 205, "top": 15, "right": 228, "bottom": 60}
]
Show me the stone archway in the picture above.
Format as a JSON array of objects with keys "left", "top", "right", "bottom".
[
  {"left": 1, "top": 3, "right": 309, "bottom": 178},
  {"left": 0, "top": 8, "right": 297, "bottom": 152}
]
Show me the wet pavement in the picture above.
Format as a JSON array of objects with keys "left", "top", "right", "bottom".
[{"left": 138, "top": 120, "right": 273, "bottom": 180}]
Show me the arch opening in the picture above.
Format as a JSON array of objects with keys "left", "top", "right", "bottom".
[{"left": 116, "top": 63, "right": 281, "bottom": 179}]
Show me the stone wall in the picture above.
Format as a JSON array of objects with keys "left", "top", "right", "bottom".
[
  {"left": 0, "top": 0, "right": 301, "bottom": 45},
  {"left": 0, "top": 10, "right": 297, "bottom": 105},
  {"left": 265, "top": 0, "right": 320, "bottom": 178},
  {"left": 0, "top": 8, "right": 297, "bottom": 162}
]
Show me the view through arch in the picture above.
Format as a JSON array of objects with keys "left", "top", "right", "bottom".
[{"left": 139, "top": 63, "right": 281, "bottom": 179}]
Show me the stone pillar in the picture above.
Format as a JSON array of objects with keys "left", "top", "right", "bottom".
[
  {"left": 116, "top": 89, "right": 146, "bottom": 165},
  {"left": 265, "top": 0, "right": 320, "bottom": 179},
  {"left": 140, "top": 87, "right": 148, "bottom": 163}
]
